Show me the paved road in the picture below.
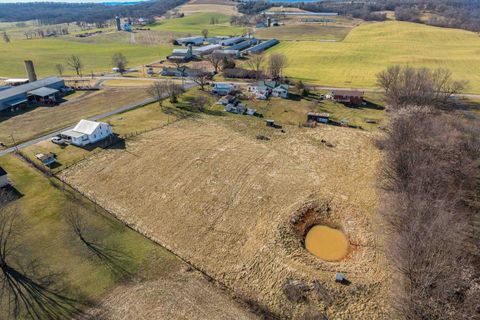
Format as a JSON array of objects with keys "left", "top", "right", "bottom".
[{"left": 0, "top": 81, "right": 196, "bottom": 157}]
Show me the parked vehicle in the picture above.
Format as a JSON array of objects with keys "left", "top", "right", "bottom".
[{"left": 51, "top": 136, "right": 66, "bottom": 145}]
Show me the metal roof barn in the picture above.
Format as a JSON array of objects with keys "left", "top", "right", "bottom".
[
  {"left": 193, "top": 44, "right": 222, "bottom": 56},
  {"left": 246, "top": 39, "right": 279, "bottom": 54},
  {"left": 220, "top": 37, "right": 244, "bottom": 46},
  {"left": 229, "top": 39, "right": 258, "bottom": 51},
  {"left": 0, "top": 77, "right": 65, "bottom": 110}
]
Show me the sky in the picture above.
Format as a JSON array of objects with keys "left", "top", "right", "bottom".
[{"left": 0, "top": 0, "right": 148, "bottom": 3}]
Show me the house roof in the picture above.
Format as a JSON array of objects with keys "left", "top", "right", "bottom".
[
  {"left": 6, "top": 97, "right": 28, "bottom": 106},
  {"left": 332, "top": 90, "right": 364, "bottom": 97},
  {"left": 275, "top": 84, "right": 289, "bottom": 90},
  {"left": 0, "top": 77, "right": 63, "bottom": 101},
  {"left": 308, "top": 112, "right": 330, "bottom": 118},
  {"left": 73, "top": 119, "right": 104, "bottom": 135},
  {"left": 61, "top": 129, "right": 86, "bottom": 138},
  {"left": 0, "top": 166, "right": 7, "bottom": 176},
  {"left": 28, "top": 87, "right": 59, "bottom": 97},
  {"left": 258, "top": 80, "right": 277, "bottom": 89},
  {"left": 214, "top": 83, "right": 234, "bottom": 89}
]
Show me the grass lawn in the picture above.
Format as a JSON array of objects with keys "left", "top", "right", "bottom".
[
  {"left": 0, "top": 87, "right": 150, "bottom": 146},
  {"left": 269, "top": 21, "right": 480, "bottom": 93},
  {"left": 0, "top": 37, "right": 172, "bottom": 77},
  {"left": 150, "top": 13, "right": 246, "bottom": 36},
  {"left": 0, "top": 154, "right": 179, "bottom": 318},
  {"left": 211, "top": 91, "right": 385, "bottom": 131},
  {"left": 255, "top": 24, "right": 353, "bottom": 41},
  {"left": 21, "top": 88, "right": 209, "bottom": 171},
  {"left": 103, "top": 88, "right": 216, "bottom": 134}
]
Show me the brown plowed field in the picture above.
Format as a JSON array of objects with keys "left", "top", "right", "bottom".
[{"left": 61, "top": 116, "right": 390, "bottom": 319}]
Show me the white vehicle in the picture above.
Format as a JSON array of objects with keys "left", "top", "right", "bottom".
[{"left": 51, "top": 136, "right": 66, "bottom": 145}]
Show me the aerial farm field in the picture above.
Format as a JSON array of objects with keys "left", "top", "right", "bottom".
[
  {"left": 178, "top": 0, "right": 240, "bottom": 16},
  {"left": 0, "top": 155, "right": 255, "bottom": 320},
  {"left": 255, "top": 24, "right": 354, "bottom": 41},
  {"left": 269, "top": 21, "right": 480, "bottom": 92},
  {"left": 0, "top": 36, "right": 171, "bottom": 77},
  {"left": 0, "top": 87, "right": 151, "bottom": 146},
  {"left": 151, "top": 12, "right": 246, "bottom": 36},
  {"left": 61, "top": 114, "right": 389, "bottom": 319}
]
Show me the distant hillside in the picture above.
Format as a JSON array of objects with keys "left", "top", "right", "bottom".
[
  {"left": 239, "top": 0, "right": 480, "bottom": 32},
  {"left": 0, "top": 0, "right": 188, "bottom": 24}
]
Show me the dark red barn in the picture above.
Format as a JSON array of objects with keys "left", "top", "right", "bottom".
[{"left": 331, "top": 90, "right": 364, "bottom": 105}]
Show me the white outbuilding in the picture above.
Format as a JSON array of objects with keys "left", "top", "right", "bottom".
[{"left": 61, "top": 119, "right": 112, "bottom": 146}]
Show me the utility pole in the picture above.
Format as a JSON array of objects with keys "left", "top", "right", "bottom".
[{"left": 10, "top": 134, "right": 18, "bottom": 153}]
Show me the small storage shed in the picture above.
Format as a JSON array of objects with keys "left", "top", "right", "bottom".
[
  {"left": 35, "top": 153, "right": 56, "bottom": 166},
  {"left": 307, "top": 112, "right": 330, "bottom": 123}
]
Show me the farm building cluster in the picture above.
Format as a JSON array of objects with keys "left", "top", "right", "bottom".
[
  {"left": 0, "top": 61, "right": 70, "bottom": 111},
  {"left": 167, "top": 35, "right": 279, "bottom": 63},
  {"left": 211, "top": 80, "right": 290, "bottom": 116}
]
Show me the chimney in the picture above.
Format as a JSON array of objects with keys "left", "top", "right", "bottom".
[{"left": 24, "top": 60, "right": 37, "bottom": 82}]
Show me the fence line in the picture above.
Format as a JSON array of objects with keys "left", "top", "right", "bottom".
[{"left": 57, "top": 113, "right": 192, "bottom": 173}]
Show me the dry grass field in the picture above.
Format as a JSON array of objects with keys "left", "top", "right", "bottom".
[
  {"left": 83, "top": 264, "right": 258, "bottom": 320},
  {"left": 61, "top": 115, "right": 389, "bottom": 319},
  {"left": 178, "top": 0, "right": 240, "bottom": 16},
  {"left": 0, "top": 155, "right": 257, "bottom": 320},
  {"left": 0, "top": 87, "right": 150, "bottom": 146}
]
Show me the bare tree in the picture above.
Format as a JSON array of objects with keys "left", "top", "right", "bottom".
[
  {"left": 268, "top": 53, "right": 288, "bottom": 80},
  {"left": 55, "top": 64, "right": 64, "bottom": 77},
  {"left": 246, "top": 53, "right": 265, "bottom": 80},
  {"left": 201, "top": 29, "right": 209, "bottom": 38},
  {"left": 0, "top": 192, "right": 81, "bottom": 319},
  {"left": 377, "top": 65, "right": 467, "bottom": 108},
  {"left": 377, "top": 107, "right": 480, "bottom": 320},
  {"left": 2, "top": 32, "right": 10, "bottom": 43},
  {"left": 205, "top": 53, "right": 222, "bottom": 73},
  {"left": 66, "top": 55, "right": 83, "bottom": 76},
  {"left": 188, "top": 69, "right": 211, "bottom": 91},
  {"left": 190, "top": 95, "right": 209, "bottom": 112},
  {"left": 147, "top": 81, "right": 167, "bottom": 110},
  {"left": 111, "top": 52, "right": 128, "bottom": 74},
  {"left": 146, "top": 80, "right": 184, "bottom": 109}
]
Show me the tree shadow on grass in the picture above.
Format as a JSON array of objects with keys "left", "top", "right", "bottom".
[
  {"left": 67, "top": 210, "right": 133, "bottom": 280},
  {"left": 2, "top": 263, "right": 84, "bottom": 319}
]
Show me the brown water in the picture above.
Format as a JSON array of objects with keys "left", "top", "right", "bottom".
[{"left": 305, "top": 225, "right": 348, "bottom": 261}]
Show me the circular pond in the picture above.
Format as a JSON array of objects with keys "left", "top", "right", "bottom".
[{"left": 305, "top": 225, "right": 348, "bottom": 261}]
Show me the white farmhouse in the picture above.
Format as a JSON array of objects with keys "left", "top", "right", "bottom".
[
  {"left": 272, "top": 84, "right": 289, "bottom": 98},
  {"left": 61, "top": 119, "right": 112, "bottom": 147}
]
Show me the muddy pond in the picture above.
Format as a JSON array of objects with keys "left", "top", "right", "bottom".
[{"left": 305, "top": 225, "right": 348, "bottom": 261}]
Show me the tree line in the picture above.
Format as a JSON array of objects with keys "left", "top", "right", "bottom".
[
  {"left": 0, "top": 0, "right": 188, "bottom": 25},
  {"left": 238, "top": 0, "right": 480, "bottom": 32},
  {"left": 376, "top": 66, "right": 480, "bottom": 319}
]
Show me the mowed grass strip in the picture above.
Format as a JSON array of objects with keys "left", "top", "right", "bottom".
[
  {"left": 0, "top": 155, "right": 177, "bottom": 318},
  {"left": 150, "top": 12, "right": 246, "bottom": 36},
  {"left": 0, "top": 36, "right": 172, "bottom": 77},
  {"left": 269, "top": 21, "right": 480, "bottom": 93}
]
